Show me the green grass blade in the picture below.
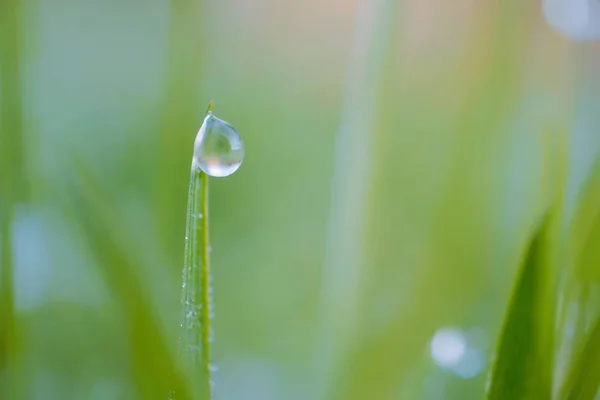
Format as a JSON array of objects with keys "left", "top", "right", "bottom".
[
  {"left": 558, "top": 160, "right": 600, "bottom": 400},
  {"left": 62, "top": 163, "right": 191, "bottom": 400},
  {"left": 486, "top": 215, "right": 556, "bottom": 399},
  {"left": 315, "top": 0, "right": 399, "bottom": 397},
  {"left": 0, "top": 196, "right": 16, "bottom": 400},
  {"left": 0, "top": 0, "right": 24, "bottom": 397},
  {"left": 561, "top": 315, "right": 600, "bottom": 400},
  {"left": 156, "top": 0, "right": 206, "bottom": 260},
  {"left": 487, "top": 127, "right": 567, "bottom": 400},
  {"left": 178, "top": 163, "right": 213, "bottom": 399}
]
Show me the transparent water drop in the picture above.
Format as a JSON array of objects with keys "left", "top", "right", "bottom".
[{"left": 194, "top": 111, "right": 244, "bottom": 177}]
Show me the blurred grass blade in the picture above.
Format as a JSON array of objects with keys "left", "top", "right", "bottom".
[
  {"left": 558, "top": 160, "right": 600, "bottom": 400},
  {"left": 0, "top": 184, "right": 16, "bottom": 399},
  {"left": 486, "top": 215, "right": 556, "bottom": 399},
  {"left": 62, "top": 161, "right": 192, "bottom": 400},
  {"left": 487, "top": 127, "right": 567, "bottom": 400},
  {"left": 561, "top": 318, "right": 600, "bottom": 400},
  {"left": 177, "top": 162, "right": 213, "bottom": 399},
  {"left": 156, "top": 0, "right": 206, "bottom": 259},
  {"left": 0, "top": 0, "right": 24, "bottom": 397},
  {"left": 315, "top": 0, "right": 399, "bottom": 397}
]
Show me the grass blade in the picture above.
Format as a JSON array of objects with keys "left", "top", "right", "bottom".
[
  {"left": 487, "top": 128, "right": 567, "bottom": 400},
  {"left": 62, "top": 162, "right": 191, "bottom": 400},
  {"left": 156, "top": 0, "right": 206, "bottom": 260},
  {"left": 177, "top": 162, "right": 214, "bottom": 399},
  {"left": 561, "top": 317, "right": 600, "bottom": 400},
  {"left": 558, "top": 160, "right": 600, "bottom": 400},
  {"left": 315, "top": 0, "right": 399, "bottom": 397},
  {"left": 486, "top": 214, "right": 556, "bottom": 399},
  {"left": 0, "top": 0, "right": 24, "bottom": 397},
  {"left": 0, "top": 194, "right": 16, "bottom": 400}
]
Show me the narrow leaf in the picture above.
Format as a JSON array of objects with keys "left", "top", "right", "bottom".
[
  {"left": 562, "top": 317, "right": 600, "bottom": 400},
  {"left": 559, "top": 160, "right": 600, "bottom": 400},
  {"left": 177, "top": 162, "right": 214, "bottom": 400},
  {"left": 486, "top": 214, "right": 556, "bottom": 400},
  {"left": 0, "top": 0, "right": 25, "bottom": 397},
  {"left": 61, "top": 162, "right": 192, "bottom": 400}
]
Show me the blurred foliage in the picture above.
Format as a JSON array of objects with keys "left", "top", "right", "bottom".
[
  {"left": 1, "top": 0, "right": 600, "bottom": 399},
  {"left": 1, "top": 0, "right": 24, "bottom": 398},
  {"left": 486, "top": 215, "right": 556, "bottom": 400}
]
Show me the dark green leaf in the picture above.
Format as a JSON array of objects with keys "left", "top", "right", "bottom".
[{"left": 486, "top": 214, "right": 556, "bottom": 400}]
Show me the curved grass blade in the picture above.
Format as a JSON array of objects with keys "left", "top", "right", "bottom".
[
  {"left": 62, "top": 161, "right": 191, "bottom": 400},
  {"left": 486, "top": 214, "right": 556, "bottom": 400},
  {"left": 176, "top": 161, "right": 214, "bottom": 400},
  {"left": 487, "top": 128, "right": 567, "bottom": 400},
  {"left": 561, "top": 313, "right": 600, "bottom": 400},
  {"left": 558, "top": 160, "right": 600, "bottom": 400}
]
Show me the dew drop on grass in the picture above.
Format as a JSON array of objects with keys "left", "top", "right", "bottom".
[{"left": 194, "top": 111, "right": 244, "bottom": 177}]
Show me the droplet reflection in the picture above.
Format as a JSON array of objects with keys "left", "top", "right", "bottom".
[{"left": 194, "top": 112, "right": 244, "bottom": 177}]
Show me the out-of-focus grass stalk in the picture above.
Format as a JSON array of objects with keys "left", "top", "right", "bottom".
[
  {"left": 557, "top": 159, "right": 600, "bottom": 399},
  {"left": 0, "top": 0, "right": 24, "bottom": 397},
  {"left": 0, "top": 187, "right": 16, "bottom": 399},
  {"left": 560, "top": 317, "right": 600, "bottom": 399},
  {"left": 66, "top": 163, "right": 191, "bottom": 400},
  {"left": 178, "top": 106, "right": 214, "bottom": 399},
  {"left": 336, "top": 3, "right": 542, "bottom": 398},
  {"left": 486, "top": 129, "right": 567, "bottom": 399},
  {"left": 486, "top": 215, "right": 554, "bottom": 400},
  {"left": 315, "top": 0, "right": 399, "bottom": 398},
  {"left": 157, "top": 0, "right": 206, "bottom": 259}
]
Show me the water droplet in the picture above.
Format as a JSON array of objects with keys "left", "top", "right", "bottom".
[{"left": 194, "top": 112, "right": 244, "bottom": 177}]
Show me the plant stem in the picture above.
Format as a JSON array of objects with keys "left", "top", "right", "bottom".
[
  {"left": 199, "top": 170, "right": 213, "bottom": 396},
  {"left": 179, "top": 162, "right": 214, "bottom": 399}
]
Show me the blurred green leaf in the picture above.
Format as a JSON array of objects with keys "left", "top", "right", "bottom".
[
  {"left": 558, "top": 160, "right": 600, "bottom": 400},
  {"left": 486, "top": 215, "right": 556, "bottom": 400},
  {"left": 568, "top": 159, "right": 600, "bottom": 291},
  {"left": 487, "top": 127, "right": 567, "bottom": 400},
  {"left": 61, "top": 161, "right": 192, "bottom": 400},
  {"left": 156, "top": 0, "right": 207, "bottom": 260},
  {"left": 561, "top": 318, "right": 600, "bottom": 400},
  {"left": 0, "top": 0, "right": 24, "bottom": 397}
]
